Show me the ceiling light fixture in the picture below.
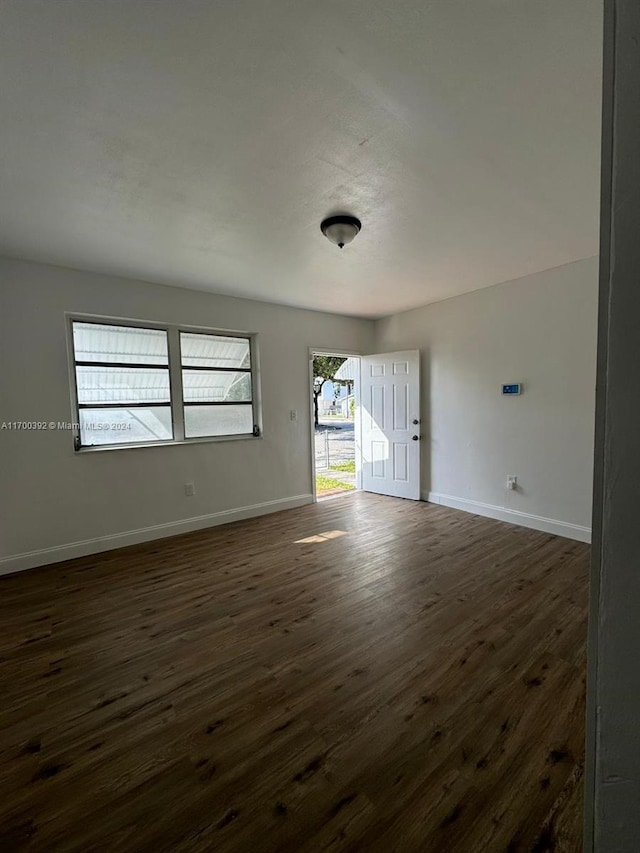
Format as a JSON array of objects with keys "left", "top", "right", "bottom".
[{"left": 320, "top": 215, "right": 362, "bottom": 249}]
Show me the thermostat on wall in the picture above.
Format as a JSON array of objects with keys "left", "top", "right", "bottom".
[{"left": 502, "top": 383, "right": 522, "bottom": 396}]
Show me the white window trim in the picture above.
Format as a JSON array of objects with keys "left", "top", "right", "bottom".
[{"left": 66, "top": 312, "right": 263, "bottom": 452}]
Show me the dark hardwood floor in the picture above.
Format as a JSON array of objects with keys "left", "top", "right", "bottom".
[{"left": 0, "top": 493, "right": 589, "bottom": 852}]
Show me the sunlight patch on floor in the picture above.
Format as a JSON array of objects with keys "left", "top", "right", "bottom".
[{"left": 295, "top": 530, "right": 348, "bottom": 544}]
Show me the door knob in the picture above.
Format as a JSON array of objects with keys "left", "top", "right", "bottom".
[
  {"left": 412, "top": 435, "right": 420, "bottom": 441},
  {"left": 412, "top": 419, "right": 420, "bottom": 425}
]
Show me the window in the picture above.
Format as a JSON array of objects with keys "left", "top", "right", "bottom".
[
  {"left": 180, "top": 332, "right": 255, "bottom": 438},
  {"left": 69, "top": 318, "right": 260, "bottom": 450},
  {"left": 72, "top": 322, "right": 173, "bottom": 447}
]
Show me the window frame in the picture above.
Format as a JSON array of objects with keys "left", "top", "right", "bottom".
[{"left": 66, "top": 313, "right": 262, "bottom": 452}]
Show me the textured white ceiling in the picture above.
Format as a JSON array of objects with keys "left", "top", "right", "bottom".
[{"left": 0, "top": 0, "right": 602, "bottom": 318}]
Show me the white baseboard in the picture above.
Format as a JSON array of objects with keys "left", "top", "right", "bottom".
[
  {"left": 424, "top": 491, "right": 591, "bottom": 543},
  {"left": 0, "top": 494, "right": 314, "bottom": 576}
]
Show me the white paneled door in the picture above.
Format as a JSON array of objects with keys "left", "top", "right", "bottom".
[{"left": 360, "top": 350, "right": 421, "bottom": 500}]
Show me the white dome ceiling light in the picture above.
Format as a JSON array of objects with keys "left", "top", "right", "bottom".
[{"left": 320, "top": 215, "right": 362, "bottom": 249}]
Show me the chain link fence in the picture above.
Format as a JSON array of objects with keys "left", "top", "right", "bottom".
[{"left": 314, "top": 421, "right": 355, "bottom": 472}]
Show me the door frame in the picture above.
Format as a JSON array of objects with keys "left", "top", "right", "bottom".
[{"left": 308, "top": 347, "right": 363, "bottom": 503}]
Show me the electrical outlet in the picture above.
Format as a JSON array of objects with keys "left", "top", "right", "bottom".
[
  {"left": 184, "top": 482, "right": 195, "bottom": 497},
  {"left": 507, "top": 475, "right": 517, "bottom": 491},
  {"left": 290, "top": 410, "right": 298, "bottom": 421}
]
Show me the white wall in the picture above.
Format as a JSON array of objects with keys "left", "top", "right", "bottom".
[
  {"left": 0, "top": 257, "right": 374, "bottom": 572},
  {"left": 375, "top": 257, "right": 599, "bottom": 540}
]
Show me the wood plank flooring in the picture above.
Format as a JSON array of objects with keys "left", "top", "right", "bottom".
[{"left": 0, "top": 493, "right": 589, "bottom": 852}]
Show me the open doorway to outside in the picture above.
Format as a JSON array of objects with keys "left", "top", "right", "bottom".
[{"left": 311, "top": 353, "right": 360, "bottom": 500}]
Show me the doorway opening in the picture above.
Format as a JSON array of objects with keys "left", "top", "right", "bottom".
[{"left": 311, "top": 353, "right": 360, "bottom": 501}]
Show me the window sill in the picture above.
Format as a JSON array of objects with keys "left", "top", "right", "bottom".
[{"left": 75, "top": 433, "right": 263, "bottom": 453}]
